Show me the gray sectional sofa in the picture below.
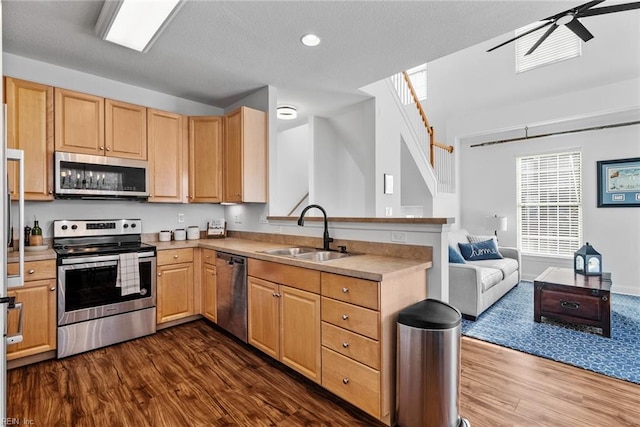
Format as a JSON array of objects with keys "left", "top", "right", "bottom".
[{"left": 448, "top": 229, "right": 521, "bottom": 320}]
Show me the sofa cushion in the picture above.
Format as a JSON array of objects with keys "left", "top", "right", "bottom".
[
  {"left": 467, "top": 234, "right": 497, "bottom": 244},
  {"left": 449, "top": 245, "right": 466, "bottom": 264},
  {"left": 468, "top": 258, "right": 519, "bottom": 280},
  {"left": 477, "top": 267, "right": 504, "bottom": 291},
  {"left": 458, "top": 239, "right": 503, "bottom": 261}
]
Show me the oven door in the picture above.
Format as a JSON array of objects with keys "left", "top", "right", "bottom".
[{"left": 57, "top": 252, "right": 156, "bottom": 326}]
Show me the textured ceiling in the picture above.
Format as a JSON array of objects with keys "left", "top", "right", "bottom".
[{"left": 3, "top": 0, "right": 575, "bottom": 123}]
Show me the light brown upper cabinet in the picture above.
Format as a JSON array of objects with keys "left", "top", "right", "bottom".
[
  {"left": 188, "top": 116, "right": 223, "bottom": 203},
  {"left": 55, "top": 88, "right": 147, "bottom": 160},
  {"left": 148, "top": 109, "right": 187, "bottom": 203},
  {"left": 224, "top": 106, "right": 268, "bottom": 203},
  {"left": 55, "top": 88, "right": 104, "bottom": 155},
  {"left": 5, "top": 77, "right": 54, "bottom": 201},
  {"left": 105, "top": 99, "right": 147, "bottom": 160}
]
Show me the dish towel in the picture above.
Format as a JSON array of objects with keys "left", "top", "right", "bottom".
[{"left": 116, "top": 253, "right": 140, "bottom": 296}]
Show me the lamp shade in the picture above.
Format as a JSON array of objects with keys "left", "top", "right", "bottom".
[{"left": 488, "top": 215, "right": 507, "bottom": 232}]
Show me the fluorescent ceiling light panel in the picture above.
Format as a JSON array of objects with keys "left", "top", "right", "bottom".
[{"left": 96, "top": 0, "right": 183, "bottom": 52}]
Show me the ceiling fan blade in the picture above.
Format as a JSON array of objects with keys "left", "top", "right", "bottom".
[
  {"left": 541, "top": 1, "right": 605, "bottom": 21},
  {"left": 580, "top": 2, "right": 640, "bottom": 17},
  {"left": 525, "top": 23, "right": 558, "bottom": 56},
  {"left": 487, "top": 21, "right": 553, "bottom": 52},
  {"left": 565, "top": 18, "right": 594, "bottom": 41}
]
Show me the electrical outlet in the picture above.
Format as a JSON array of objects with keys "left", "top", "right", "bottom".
[
  {"left": 234, "top": 215, "right": 243, "bottom": 224},
  {"left": 391, "top": 231, "right": 407, "bottom": 243},
  {"left": 259, "top": 215, "right": 268, "bottom": 224},
  {"left": 385, "top": 207, "right": 393, "bottom": 216},
  {"left": 177, "top": 213, "right": 184, "bottom": 223}
]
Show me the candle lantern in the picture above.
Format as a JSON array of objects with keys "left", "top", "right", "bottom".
[{"left": 574, "top": 242, "right": 602, "bottom": 276}]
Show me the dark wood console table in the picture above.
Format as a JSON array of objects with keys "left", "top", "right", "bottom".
[{"left": 534, "top": 267, "right": 611, "bottom": 337}]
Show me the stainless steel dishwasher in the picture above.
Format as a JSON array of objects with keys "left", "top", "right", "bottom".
[{"left": 215, "top": 252, "right": 248, "bottom": 342}]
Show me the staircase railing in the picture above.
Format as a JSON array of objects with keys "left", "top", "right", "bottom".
[{"left": 390, "top": 71, "right": 455, "bottom": 193}]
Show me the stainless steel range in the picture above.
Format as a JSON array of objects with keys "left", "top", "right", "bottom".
[{"left": 54, "top": 219, "right": 156, "bottom": 358}]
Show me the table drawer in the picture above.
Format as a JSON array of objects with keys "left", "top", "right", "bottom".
[
  {"left": 321, "top": 273, "right": 379, "bottom": 310},
  {"left": 248, "top": 258, "right": 320, "bottom": 293},
  {"left": 541, "top": 289, "right": 603, "bottom": 321},
  {"left": 321, "top": 297, "right": 379, "bottom": 340},
  {"left": 322, "top": 347, "right": 380, "bottom": 419},
  {"left": 8, "top": 259, "right": 56, "bottom": 282},
  {"left": 202, "top": 248, "right": 216, "bottom": 265},
  {"left": 322, "top": 322, "right": 380, "bottom": 370},
  {"left": 158, "top": 248, "right": 194, "bottom": 265}
]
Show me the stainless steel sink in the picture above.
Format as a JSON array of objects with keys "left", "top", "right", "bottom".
[{"left": 260, "top": 247, "right": 355, "bottom": 262}]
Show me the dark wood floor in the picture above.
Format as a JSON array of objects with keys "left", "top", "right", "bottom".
[{"left": 7, "top": 320, "right": 640, "bottom": 426}]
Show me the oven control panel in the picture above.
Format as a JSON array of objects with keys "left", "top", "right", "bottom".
[{"left": 54, "top": 219, "right": 142, "bottom": 237}]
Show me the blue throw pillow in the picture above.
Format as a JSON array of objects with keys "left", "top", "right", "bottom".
[
  {"left": 458, "top": 239, "right": 503, "bottom": 261},
  {"left": 449, "top": 245, "right": 466, "bottom": 264}
]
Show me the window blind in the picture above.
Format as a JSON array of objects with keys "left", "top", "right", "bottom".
[
  {"left": 516, "top": 151, "right": 582, "bottom": 257},
  {"left": 515, "top": 22, "right": 581, "bottom": 73}
]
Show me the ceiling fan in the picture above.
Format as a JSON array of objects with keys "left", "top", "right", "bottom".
[{"left": 487, "top": 1, "right": 640, "bottom": 55}]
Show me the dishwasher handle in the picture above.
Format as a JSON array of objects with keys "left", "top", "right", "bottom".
[{"left": 216, "top": 252, "right": 246, "bottom": 266}]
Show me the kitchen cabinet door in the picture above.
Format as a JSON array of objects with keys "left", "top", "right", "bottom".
[
  {"left": 223, "top": 106, "right": 267, "bottom": 203},
  {"left": 188, "top": 116, "right": 223, "bottom": 203},
  {"left": 157, "top": 262, "right": 194, "bottom": 324},
  {"left": 247, "top": 276, "right": 279, "bottom": 359},
  {"left": 105, "top": 99, "right": 147, "bottom": 160},
  {"left": 54, "top": 88, "right": 105, "bottom": 155},
  {"left": 5, "top": 77, "right": 54, "bottom": 201},
  {"left": 7, "top": 279, "right": 57, "bottom": 360},
  {"left": 280, "top": 285, "right": 321, "bottom": 383},
  {"left": 148, "top": 109, "right": 187, "bottom": 203},
  {"left": 202, "top": 263, "right": 217, "bottom": 322}
]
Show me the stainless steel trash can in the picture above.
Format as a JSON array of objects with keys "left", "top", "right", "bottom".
[{"left": 396, "top": 299, "right": 470, "bottom": 427}]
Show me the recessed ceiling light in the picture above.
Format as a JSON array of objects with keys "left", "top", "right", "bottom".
[
  {"left": 301, "top": 33, "right": 321, "bottom": 47},
  {"left": 277, "top": 105, "right": 298, "bottom": 120}
]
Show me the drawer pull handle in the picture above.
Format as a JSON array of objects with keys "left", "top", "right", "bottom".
[
  {"left": 342, "top": 287, "right": 349, "bottom": 293},
  {"left": 342, "top": 342, "right": 349, "bottom": 348},
  {"left": 342, "top": 314, "right": 349, "bottom": 320},
  {"left": 174, "top": 255, "right": 179, "bottom": 259},
  {"left": 560, "top": 301, "right": 580, "bottom": 310},
  {"left": 342, "top": 378, "right": 349, "bottom": 385},
  {"left": 28, "top": 269, "right": 35, "bottom": 274}
]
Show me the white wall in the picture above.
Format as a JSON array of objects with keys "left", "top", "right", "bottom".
[
  {"left": 450, "top": 78, "right": 640, "bottom": 295},
  {"left": 272, "top": 124, "right": 310, "bottom": 215}
]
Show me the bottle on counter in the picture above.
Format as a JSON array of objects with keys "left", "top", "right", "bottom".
[{"left": 31, "top": 220, "right": 43, "bottom": 247}]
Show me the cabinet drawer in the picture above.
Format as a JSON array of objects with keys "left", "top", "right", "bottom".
[
  {"left": 8, "top": 259, "right": 56, "bottom": 282},
  {"left": 202, "top": 248, "right": 216, "bottom": 265},
  {"left": 321, "top": 273, "right": 379, "bottom": 310},
  {"left": 321, "top": 297, "right": 379, "bottom": 340},
  {"left": 158, "top": 248, "right": 194, "bottom": 265},
  {"left": 541, "top": 290, "right": 602, "bottom": 321},
  {"left": 322, "top": 322, "right": 380, "bottom": 370},
  {"left": 322, "top": 347, "right": 380, "bottom": 419},
  {"left": 248, "top": 258, "right": 320, "bottom": 294}
]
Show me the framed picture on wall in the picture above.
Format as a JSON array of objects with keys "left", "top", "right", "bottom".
[{"left": 597, "top": 157, "right": 640, "bottom": 207}]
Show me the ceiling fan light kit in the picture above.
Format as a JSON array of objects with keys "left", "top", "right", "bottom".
[{"left": 488, "top": 1, "right": 640, "bottom": 55}]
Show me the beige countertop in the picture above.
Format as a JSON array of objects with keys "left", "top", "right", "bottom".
[{"left": 11, "top": 237, "right": 432, "bottom": 282}]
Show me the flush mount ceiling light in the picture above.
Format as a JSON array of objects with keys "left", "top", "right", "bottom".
[
  {"left": 300, "top": 33, "right": 321, "bottom": 47},
  {"left": 277, "top": 105, "right": 298, "bottom": 120},
  {"left": 95, "top": 0, "right": 184, "bottom": 53}
]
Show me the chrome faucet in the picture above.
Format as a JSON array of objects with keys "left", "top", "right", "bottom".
[{"left": 297, "top": 204, "right": 333, "bottom": 251}]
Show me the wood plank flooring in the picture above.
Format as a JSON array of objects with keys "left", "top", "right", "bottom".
[{"left": 7, "top": 320, "right": 640, "bottom": 426}]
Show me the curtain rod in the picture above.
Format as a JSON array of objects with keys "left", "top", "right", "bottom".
[{"left": 470, "top": 119, "right": 640, "bottom": 148}]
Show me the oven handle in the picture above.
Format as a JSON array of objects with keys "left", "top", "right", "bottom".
[{"left": 60, "top": 251, "right": 156, "bottom": 265}]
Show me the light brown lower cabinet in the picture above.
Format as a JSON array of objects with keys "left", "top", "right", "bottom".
[
  {"left": 6, "top": 260, "right": 57, "bottom": 361},
  {"left": 156, "top": 248, "right": 195, "bottom": 324},
  {"left": 202, "top": 249, "right": 217, "bottom": 322}
]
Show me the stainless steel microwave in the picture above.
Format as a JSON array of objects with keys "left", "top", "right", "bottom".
[{"left": 55, "top": 152, "right": 149, "bottom": 199}]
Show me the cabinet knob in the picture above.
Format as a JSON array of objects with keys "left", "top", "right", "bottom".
[
  {"left": 106, "top": 147, "right": 111, "bottom": 152},
  {"left": 342, "top": 342, "right": 349, "bottom": 348},
  {"left": 174, "top": 255, "right": 179, "bottom": 259},
  {"left": 49, "top": 190, "right": 53, "bottom": 194},
  {"left": 50, "top": 287, "right": 56, "bottom": 292},
  {"left": 28, "top": 269, "right": 35, "bottom": 274},
  {"left": 158, "top": 272, "right": 162, "bottom": 276},
  {"left": 272, "top": 292, "right": 277, "bottom": 297},
  {"left": 342, "top": 378, "right": 349, "bottom": 385},
  {"left": 100, "top": 146, "right": 104, "bottom": 150},
  {"left": 342, "top": 314, "right": 349, "bottom": 320},
  {"left": 342, "top": 287, "right": 349, "bottom": 293}
]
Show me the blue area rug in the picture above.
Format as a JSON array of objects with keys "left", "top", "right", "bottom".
[{"left": 461, "top": 281, "right": 640, "bottom": 384}]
